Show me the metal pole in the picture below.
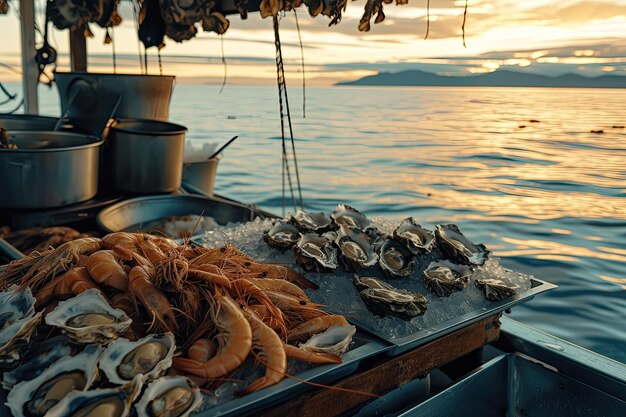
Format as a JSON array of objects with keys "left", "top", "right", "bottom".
[{"left": 19, "top": 0, "right": 39, "bottom": 114}]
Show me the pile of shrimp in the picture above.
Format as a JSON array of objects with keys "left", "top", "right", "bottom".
[{"left": 0, "top": 232, "right": 352, "bottom": 394}]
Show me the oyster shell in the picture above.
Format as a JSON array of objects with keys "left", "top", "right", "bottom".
[
  {"left": 359, "top": 287, "right": 428, "bottom": 321},
  {"left": 392, "top": 218, "right": 435, "bottom": 254},
  {"left": 100, "top": 333, "right": 176, "bottom": 384},
  {"left": 293, "top": 233, "right": 338, "bottom": 272},
  {"left": 289, "top": 210, "right": 333, "bottom": 232},
  {"left": 45, "top": 374, "right": 143, "bottom": 417},
  {"left": 0, "top": 287, "right": 41, "bottom": 368},
  {"left": 423, "top": 260, "right": 473, "bottom": 297},
  {"left": 300, "top": 325, "right": 356, "bottom": 356},
  {"left": 330, "top": 204, "right": 373, "bottom": 231},
  {"left": 263, "top": 221, "right": 301, "bottom": 250},
  {"left": 0, "top": 285, "right": 36, "bottom": 329},
  {"left": 45, "top": 289, "right": 132, "bottom": 344},
  {"left": 435, "top": 224, "right": 490, "bottom": 266},
  {"left": 3, "top": 335, "right": 72, "bottom": 390},
  {"left": 378, "top": 240, "right": 416, "bottom": 278},
  {"left": 7, "top": 344, "right": 103, "bottom": 417},
  {"left": 335, "top": 226, "right": 378, "bottom": 272},
  {"left": 475, "top": 279, "right": 520, "bottom": 301},
  {"left": 135, "top": 376, "right": 203, "bottom": 417}
]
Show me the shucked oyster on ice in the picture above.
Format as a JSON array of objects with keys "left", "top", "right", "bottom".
[
  {"left": 475, "top": 278, "right": 520, "bottom": 301},
  {"left": 263, "top": 220, "right": 301, "bottom": 250},
  {"left": 289, "top": 210, "right": 333, "bottom": 232},
  {"left": 293, "top": 233, "right": 338, "bottom": 272},
  {"left": 45, "top": 289, "right": 132, "bottom": 344},
  {"left": 435, "top": 224, "right": 490, "bottom": 266},
  {"left": 300, "top": 324, "right": 356, "bottom": 356},
  {"left": 135, "top": 376, "right": 203, "bottom": 417},
  {"left": 423, "top": 260, "right": 473, "bottom": 297},
  {"left": 100, "top": 333, "right": 176, "bottom": 384},
  {"left": 330, "top": 204, "right": 373, "bottom": 231},
  {"left": 45, "top": 374, "right": 144, "bottom": 417},
  {"left": 7, "top": 344, "right": 103, "bottom": 417},
  {"left": 392, "top": 218, "right": 435, "bottom": 255},
  {"left": 353, "top": 276, "right": 428, "bottom": 321},
  {"left": 378, "top": 239, "right": 416, "bottom": 279},
  {"left": 335, "top": 225, "right": 378, "bottom": 272}
]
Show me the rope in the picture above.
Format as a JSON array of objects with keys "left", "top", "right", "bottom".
[
  {"left": 158, "top": 48, "right": 163, "bottom": 75},
  {"left": 111, "top": 27, "right": 117, "bottom": 73},
  {"left": 462, "top": 0, "right": 468, "bottom": 48},
  {"left": 424, "top": 0, "right": 430, "bottom": 40},
  {"left": 219, "top": 35, "right": 227, "bottom": 95},
  {"left": 273, "top": 15, "right": 300, "bottom": 214},
  {"left": 293, "top": 9, "right": 306, "bottom": 118}
]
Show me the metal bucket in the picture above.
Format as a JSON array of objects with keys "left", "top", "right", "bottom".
[
  {"left": 55, "top": 72, "right": 175, "bottom": 122},
  {"left": 0, "top": 131, "right": 103, "bottom": 209},
  {"left": 108, "top": 118, "right": 187, "bottom": 194},
  {"left": 182, "top": 157, "right": 220, "bottom": 196}
]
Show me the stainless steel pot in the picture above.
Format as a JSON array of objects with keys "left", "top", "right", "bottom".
[
  {"left": 55, "top": 72, "right": 175, "bottom": 122},
  {"left": 108, "top": 118, "right": 187, "bottom": 193},
  {"left": 0, "top": 131, "right": 103, "bottom": 209},
  {"left": 0, "top": 114, "right": 59, "bottom": 131},
  {"left": 97, "top": 195, "right": 269, "bottom": 234}
]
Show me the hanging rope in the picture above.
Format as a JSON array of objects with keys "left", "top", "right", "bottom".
[
  {"left": 133, "top": 2, "right": 144, "bottom": 74},
  {"left": 424, "top": 0, "right": 430, "bottom": 40},
  {"left": 111, "top": 27, "right": 117, "bottom": 73},
  {"left": 273, "top": 15, "right": 304, "bottom": 214},
  {"left": 219, "top": 35, "right": 227, "bottom": 95},
  {"left": 293, "top": 9, "right": 306, "bottom": 118},
  {"left": 462, "top": 0, "right": 468, "bottom": 48},
  {"left": 158, "top": 48, "right": 163, "bottom": 75}
]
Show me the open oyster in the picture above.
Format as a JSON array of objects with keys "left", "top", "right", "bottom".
[
  {"left": 135, "top": 376, "right": 203, "bottom": 417},
  {"left": 3, "top": 335, "right": 72, "bottom": 390},
  {"left": 435, "top": 224, "right": 490, "bottom": 266},
  {"left": 378, "top": 240, "right": 416, "bottom": 278},
  {"left": 423, "top": 260, "right": 473, "bottom": 297},
  {"left": 45, "top": 289, "right": 132, "bottom": 344},
  {"left": 7, "top": 344, "right": 103, "bottom": 417},
  {"left": 100, "top": 333, "right": 176, "bottom": 384},
  {"left": 289, "top": 210, "right": 333, "bottom": 232},
  {"left": 264, "top": 221, "right": 301, "bottom": 250},
  {"left": 300, "top": 324, "right": 356, "bottom": 356},
  {"left": 475, "top": 279, "right": 520, "bottom": 301},
  {"left": 335, "top": 226, "right": 378, "bottom": 272},
  {"left": 359, "top": 287, "right": 428, "bottom": 321},
  {"left": 293, "top": 233, "right": 338, "bottom": 272},
  {"left": 392, "top": 218, "right": 435, "bottom": 254},
  {"left": 353, "top": 275, "right": 394, "bottom": 292},
  {"left": 0, "top": 285, "right": 36, "bottom": 328},
  {"left": 45, "top": 374, "right": 143, "bottom": 417},
  {"left": 1, "top": 287, "right": 41, "bottom": 368},
  {"left": 330, "top": 204, "right": 373, "bottom": 231}
]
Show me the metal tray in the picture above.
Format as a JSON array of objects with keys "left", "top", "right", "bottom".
[
  {"left": 353, "top": 278, "right": 557, "bottom": 356},
  {"left": 195, "top": 332, "right": 390, "bottom": 417}
]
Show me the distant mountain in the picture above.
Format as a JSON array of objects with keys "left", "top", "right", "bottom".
[{"left": 336, "top": 69, "right": 626, "bottom": 88}]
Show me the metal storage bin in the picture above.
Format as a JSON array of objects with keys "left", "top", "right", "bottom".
[{"left": 397, "top": 354, "right": 626, "bottom": 417}]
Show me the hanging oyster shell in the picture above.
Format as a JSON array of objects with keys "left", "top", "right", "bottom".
[
  {"left": 3, "top": 335, "right": 72, "bottom": 390},
  {"left": 300, "top": 325, "right": 356, "bottom": 356},
  {"left": 289, "top": 210, "right": 333, "bottom": 233},
  {"left": 392, "top": 218, "right": 435, "bottom": 254},
  {"left": 135, "top": 376, "right": 203, "bottom": 417},
  {"left": 0, "top": 285, "right": 36, "bottom": 329},
  {"left": 159, "top": 0, "right": 214, "bottom": 26},
  {"left": 263, "top": 221, "right": 301, "bottom": 250},
  {"left": 475, "top": 279, "right": 520, "bottom": 301},
  {"left": 139, "top": 0, "right": 166, "bottom": 48},
  {"left": 353, "top": 275, "right": 394, "bottom": 292},
  {"left": 7, "top": 344, "right": 103, "bottom": 417},
  {"left": 378, "top": 239, "right": 416, "bottom": 278},
  {"left": 293, "top": 233, "right": 338, "bottom": 272},
  {"left": 45, "top": 289, "right": 132, "bottom": 344},
  {"left": 423, "top": 260, "right": 472, "bottom": 297},
  {"left": 45, "top": 374, "right": 143, "bottom": 417},
  {"left": 335, "top": 226, "right": 378, "bottom": 272},
  {"left": 330, "top": 204, "right": 373, "bottom": 231},
  {"left": 435, "top": 224, "right": 490, "bottom": 266},
  {"left": 100, "top": 333, "right": 176, "bottom": 384},
  {"left": 359, "top": 287, "right": 428, "bottom": 321}
]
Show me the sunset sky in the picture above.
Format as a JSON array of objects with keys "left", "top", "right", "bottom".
[{"left": 1, "top": 0, "right": 625, "bottom": 84}]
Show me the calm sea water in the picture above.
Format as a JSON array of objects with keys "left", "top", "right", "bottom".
[{"left": 25, "top": 83, "right": 626, "bottom": 363}]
